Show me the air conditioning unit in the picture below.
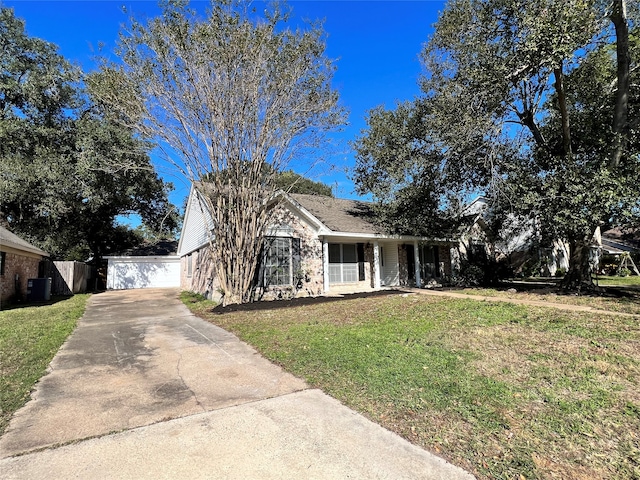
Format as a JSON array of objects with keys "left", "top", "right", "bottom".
[{"left": 27, "top": 278, "right": 51, "bottom": 302}]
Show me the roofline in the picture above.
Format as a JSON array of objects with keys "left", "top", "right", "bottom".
[
  {"left": 179, "top": 185, "right": 456, "bottom": 247},
  {"left": 320, "top": 232, "right": 455, "bottom": 243},
  {"left": 177, "top": 183, "right": 196, "bottom": 255},
  {"left": 276, "top": 191, "right": 327, "bottom": 231},
  {"left": 178, "top": 244, "right": 209, "bottom": 257},
  {"left": 0, "top": 239, "right": 48, "bottom": 257},
  {"left": 104, "top": 255, "right": 180, "bottom": 260}
]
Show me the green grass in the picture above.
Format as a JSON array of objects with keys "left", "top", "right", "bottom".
[
  {"left": 0, "top": 295, "right": 89, "bottom": 435},
  {"left": 457, "top": 286, "right": 640, "bottom": 316},
  {"left": 595, "top": 275, "right": 640, "bottom": 287},
  {"left": 184, "top": 292, "right": 640, "bottom": 480}
]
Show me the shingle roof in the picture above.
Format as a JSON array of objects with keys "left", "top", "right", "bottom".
[
  {"left": 602, "top": 227, "right": 640, "bottom": 252},
  {"left": 0, "top": 226, "right": 48, "bottom": 257},
  {"left": 289, "top": 194, "right": 384, "bottom": 235}
]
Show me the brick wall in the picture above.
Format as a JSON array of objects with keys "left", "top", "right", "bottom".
[
  {"left": 260, "top": 205, "right": 324, "bottom": 300},
  {"left": 180, "top": 246, "right": 219, "bottom": 301},
  {"left": 179, "top": 204, "right": 326, "bottom": 302},
  {"left": 1, "top": 251, "right": 41, "bottom": 304}
]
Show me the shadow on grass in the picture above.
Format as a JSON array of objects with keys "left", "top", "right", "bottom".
[
  {"left": 0, "top": 295, "right": 74, "bottom": 311},
  {"left": 210, "top": 289, "right": 409, "bottom": 315},
  {"left": 494, "top": 278, "right": 640, "bottom": 299}
]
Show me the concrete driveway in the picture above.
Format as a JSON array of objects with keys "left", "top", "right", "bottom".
[{"left": 0, "top": 288, "right": 474, "bottom": 479}]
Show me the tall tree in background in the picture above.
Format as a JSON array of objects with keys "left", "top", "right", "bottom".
[
  {"left": 92, "top": 1, "right": 345, "bottom": 304},
  {"left": 354, "top": 0, "right": 638, "bottom": 288},
  {"left": 0, "top": 7, "right": 177, "bottom": 260}
]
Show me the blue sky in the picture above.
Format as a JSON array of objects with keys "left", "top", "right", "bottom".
[{"left": 3, "top": 0, "right": 445, "bottom": 211}]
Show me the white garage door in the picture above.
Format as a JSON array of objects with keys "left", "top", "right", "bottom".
[{"left": 106, "top": 256, "right": 180, "bottom": 290}]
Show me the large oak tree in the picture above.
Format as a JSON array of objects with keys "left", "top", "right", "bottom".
[
  {"left": 354, "top": 0, "right": 638, "bottom": 288},
  {"left": 0, "top": 7, "right": 177, "bottom": 261}
]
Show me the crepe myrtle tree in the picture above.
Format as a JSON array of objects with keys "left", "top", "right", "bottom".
[
  {"left": 353, "top": 0, "right": 637, "bottom": 289},
  {"left": 90, "top": 0, "right": 345, "bottom": 304}
]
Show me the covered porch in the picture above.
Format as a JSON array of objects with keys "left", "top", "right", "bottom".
[{"left": 320, "top": 236, "right": 452, "bottom": 293}]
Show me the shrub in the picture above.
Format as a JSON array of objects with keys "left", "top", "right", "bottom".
[{"left": 618, "top": 267, "right": 631, "bottom": 277}]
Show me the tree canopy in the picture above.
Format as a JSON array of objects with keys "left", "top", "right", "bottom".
[
  {"left": 353, "top": 0, "right": 638, "bottom": 287},
  {"left": 274, "top": 170, "right": 334, "bottom": 197},
  {"left": 93, "top": 0, "right": 345, "bottom": 304},
  {"left": 0, "top": 7, "right": 178, "bottom": 261}
]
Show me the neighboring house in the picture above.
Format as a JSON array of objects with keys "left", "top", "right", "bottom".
[
  {"left": 597, "top": 227, "right": 640, "bottom": 275},
  {"left": 0, "top": 226, "right": 48, "bottom": 304},
  {"left": 177, "top": 186, "right": 455, "bottom": 300},
  {"left": 459, "top": 197, "right": 569, "bottom": 276},
  {"left": 104, "top": 240, "right": 180, "bottom": 290},
  {"left": 600, "top": 227, "right": 640, "bottom": 256}
]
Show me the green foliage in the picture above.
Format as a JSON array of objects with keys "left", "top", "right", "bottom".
[
  {"left": 0, "top": 294, "right": 89, "bottom": 435},
  {"left": 274, "top": 170, "right": 333, "bottom": 196},
  {"left": 352, "top": 0, "right": 639, "bottom": 287},
  {"left": 618, "top": 267, "right": 631, "bottom": 277},
  {"left": 0, "top": 7, "right": 178, "bottom": 260}
]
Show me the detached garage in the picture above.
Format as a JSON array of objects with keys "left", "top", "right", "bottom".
[{"left": 105, "top": 240, "right": 180, "bottom": 290}]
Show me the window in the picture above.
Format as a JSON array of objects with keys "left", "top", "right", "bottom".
[
  {"left": 0, "top": 252, "right": 5, "bottom": 276},
  {"left": 264, "top": 237, "right": 299, "bottom": 286},
  {"left": 187, "top": 254, "right": 193, "bottom": 278},
  {"left": 328, "top": 243, "right": 358, "bottom": 284}
]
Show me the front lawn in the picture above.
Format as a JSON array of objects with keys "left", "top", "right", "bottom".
[
  {"left": 457, "top": 286, "right": 640, "bottom": 316},
  {"left": 0, "top": 295, "right": 89, "bottom": 435},
  {"left": 184, "top": 291, "right": 640, "bottom": 480},
  {"left": 596, "top": 275, "right": 640, "bottom": 287}
]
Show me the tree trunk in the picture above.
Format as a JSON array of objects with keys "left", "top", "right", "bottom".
[
  {"left": 610, "top": 0, "right": 630, "bottom": 167},
  {"left": 561, "top": 238, "right": 594, "bottom": 291},
  {"left": 553, "top": 65, "right": 572, "bottom": 158}
]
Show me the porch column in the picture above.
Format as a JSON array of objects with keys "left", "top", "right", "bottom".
[
  {"left": 414, "top": 240, "right": 421, "bottom": 288},
  {"left": 373, "top": 241, "right": 381, "bottom": 289},
  {"left": 322, "top": 239, "right": 330, "bottom": 293}
]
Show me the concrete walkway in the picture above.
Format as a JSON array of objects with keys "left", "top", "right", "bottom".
[{"left": 0, "top": 289, "right": 474, "bottom": 480}]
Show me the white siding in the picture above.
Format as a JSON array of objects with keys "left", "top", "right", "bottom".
[
  {"left": 107, "top": 257, "right": 181, "bottom": 290},
  {"left": 178, "top": 189, "right": 214, "bottom": 256},
  {"left": 381, "top": 242, "right": 399, "bottom": 286}
]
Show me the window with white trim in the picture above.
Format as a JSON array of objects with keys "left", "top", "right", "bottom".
[
  {"left": 328, "top": 243, "right": 358, "bottom": 283},
  {"left": 264, "top": 237, "right": 292, "bottom": 286}
]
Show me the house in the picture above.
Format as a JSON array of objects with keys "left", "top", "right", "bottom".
[
  {"left": 104, "top": 240, "right": 180, "bottom": 290},
  {"left": 0, "top": 226, "right": 49, "bottom": 304},
  {"left": 600, "top": 227, "right": 640, "bottom": 256},
  {"left": 458, "top": 197, "right": 569, "bottom": 276},
  {"left": 177, "top": 186, "right": 456, "bottom": 300}
]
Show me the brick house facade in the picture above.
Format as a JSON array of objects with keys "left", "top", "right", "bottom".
[{"left": 1, "top": 227, "right": 48, "bottom": 304}]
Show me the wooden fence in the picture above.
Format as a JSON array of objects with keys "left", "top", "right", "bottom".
[{"left": 50, "top": 261, "right": 94, "bottom": 295}]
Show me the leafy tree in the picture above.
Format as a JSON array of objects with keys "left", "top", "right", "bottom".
[
  {"left": 353, "top": 0, "right": 638, "bottom": 289},
  {"left": 0, "top": 7, "right": 177, "bottom": 261},
  {"left": 92, "top": 1, "right": 345, "bottom": 304},
  {"left": 275, "top": 169, "right": 333, "bottom": 197}
]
